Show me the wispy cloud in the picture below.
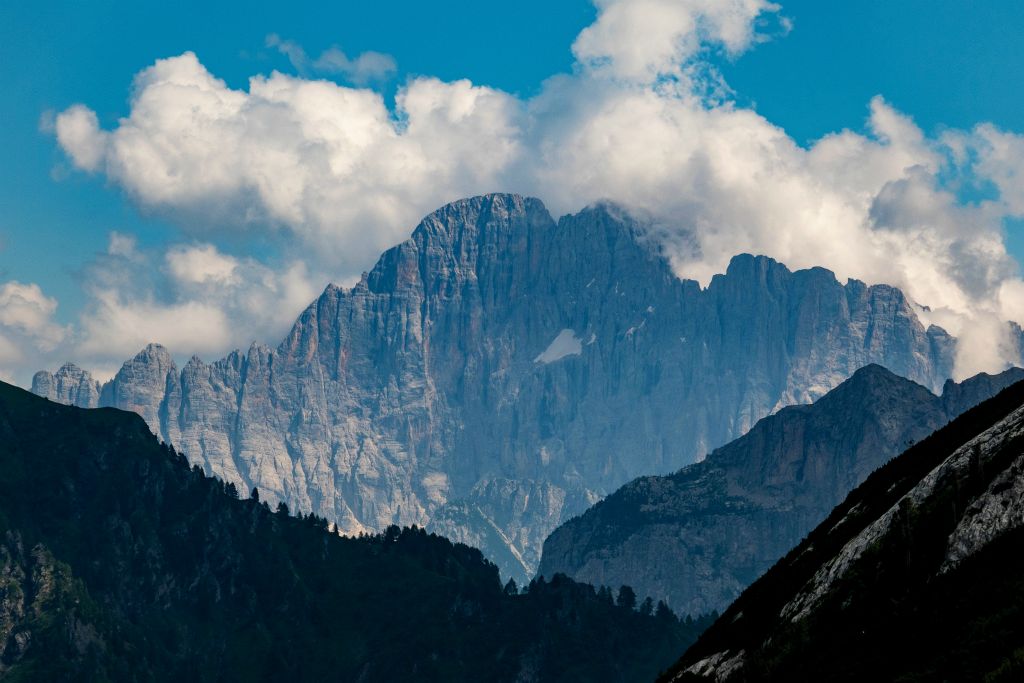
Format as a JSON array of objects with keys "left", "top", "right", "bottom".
[{"left": 265, "top": 33, "right": 397, "bottom": 85}]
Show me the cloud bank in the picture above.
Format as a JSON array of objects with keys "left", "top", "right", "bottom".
[{"left": 27, "top": 0, "right": 1024, "bottom": 384}]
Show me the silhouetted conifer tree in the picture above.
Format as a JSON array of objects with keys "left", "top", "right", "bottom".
[
  {"left": 655, "top": 600, "right": 676, "bottom": 623},
  {"left": 616, "top": 585, "right": 637, "bottom": 611}
]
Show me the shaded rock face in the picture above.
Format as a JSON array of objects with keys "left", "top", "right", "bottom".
[
  {"left": 537, "top": 365, "right": 1024, "bottom": 616},
  {"left": 0, "top": 533, "right": 90, "bottom": 674},
  {"left": 663, "top": 376, "right": 1024, "bottom": 682},
  {"left": 31, "top": 194, "right": 957, "bottom": 582}
]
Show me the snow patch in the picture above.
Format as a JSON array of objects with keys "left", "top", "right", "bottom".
[{"left": 534, "top": 329, "right": 583, "bottom": 364}]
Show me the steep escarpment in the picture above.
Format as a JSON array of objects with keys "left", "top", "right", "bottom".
[
  {"left": 539, "top": 365, "right": 1024, "bottom": 616},
  {"left": 663, "top": 376, "right": 1024, "bottom": 682},
  {"left": 0, "top": 380, "right": 703, "bottom": 682},
  {"left": 33, "top": 193, "right": 957, "bottom": 582}
]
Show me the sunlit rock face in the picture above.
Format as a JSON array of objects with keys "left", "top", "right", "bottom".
[{"left": 32, "top": 193, "right": 956, "bottom": 582}]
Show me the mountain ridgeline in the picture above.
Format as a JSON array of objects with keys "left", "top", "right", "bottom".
[
  {"left": 663, "top": 374, "right": 1024, "bottom": 681},
  {"left": 0, "top": 380, "right": 707, "bottom": 682},
  {"left": 33, "top": 194, "right": 961, "bottom": 582},
  {"left": 538, "top": 365, "right": 1024, "bottom": 616}
]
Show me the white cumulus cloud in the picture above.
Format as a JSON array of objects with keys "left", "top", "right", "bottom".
[
  {"left": 48, "top": 0, "right": 1024, "bottom": 379},
  {"left": 3, "top": 234, "right": 320, "bottom": 386},
  {"left": 73, "top": 236, "right": 320, "bottom": 370},
  {"left": 54, "top": 51, "right": 522, "bottom": 271},
  {"left": 573, "top": 0, "right": 784, "bottom": 82}
]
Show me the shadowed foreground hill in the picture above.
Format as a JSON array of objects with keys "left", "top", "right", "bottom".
[
  {"left": 662, "top": 377, "right": 1024, "bottom": 681},
  {"left": 539, "top": 364, "right": 1024, "bottom": 616},
  {"left": 0, "top": 382, "right": 704, "bottom": 682}
]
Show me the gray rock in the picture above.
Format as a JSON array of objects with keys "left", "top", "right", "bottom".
[
  {"left": 32, "top": 194, "right": 960, "bottom": 583},
  {"left": 538, "top": 364, "right": 1024, "bottom": 616},
  {"left": 31, "top": 363, "right": 101, "bottom": 408}
]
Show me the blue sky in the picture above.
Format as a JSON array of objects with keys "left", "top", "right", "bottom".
[
  {"left": 0, "top": 0, "right": 593, "bottom": 317},
  {"left": 2, "top": 0, "right": 1024, "bottom": 383}
]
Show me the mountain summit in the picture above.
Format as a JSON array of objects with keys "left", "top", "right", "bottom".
[{"left": 33, "top": 193, "right": 956, "bottom": 581}]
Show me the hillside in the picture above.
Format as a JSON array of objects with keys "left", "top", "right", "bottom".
[
  {"left": 539, "top": 365, "right": 1023, "bottom": 615},
  {"left": 662, "top": 376, "right": 1024, "bottom": 681},
  {"left": 0, "top": 381, "right": 703, "bottom": 682}
]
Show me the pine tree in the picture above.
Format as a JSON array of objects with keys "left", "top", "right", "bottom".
[
  {"left": 655, "top": 600, "right": 676, "bottom": 623},
  {"left": 616, "top": 585, "right": 637, "bottom": 611}
]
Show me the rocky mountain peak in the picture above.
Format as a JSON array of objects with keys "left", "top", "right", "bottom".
[
  {"left": 942, "top": 366, "right": 1024, "bottom": 416},
  {"left": 31, "top": 196, "right": 964, "bottom": 583},
  {"left": 107, "top": 343, "right": 178, "bottom": 431},
  {"left": 813, "top": 363, "right": 932, "bottom": 407},
  {"left": 407, "top": 193, "right": 551, "bottom": 270},
  {"left": 31, "top": 362, "right": 101, "bottom": 409},
  {"left": 412, "top": 193, "right": 542, "bottom": 237},
  {"left": 118, "top": 342, "right": 175, "bottom": 376},
  {"left": 722, "top": 252, "right": 790, "bottom": 279}
]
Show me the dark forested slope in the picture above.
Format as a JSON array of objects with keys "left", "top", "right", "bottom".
[
  {"left": 0, "top": 382, "right": 703, "bottom": 682},
  {"left": 540, "top": 365, "right": 1023, "bottom": 616},
  {"left": 662, "top": 377, "right": 1024, "bottom": 682}
]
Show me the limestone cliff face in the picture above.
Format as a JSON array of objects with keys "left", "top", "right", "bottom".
[
  {"left": 538, "top": 365, "right": 1024, "bottom": 615},
  {"left": 31, "top": 194, "right": 957, "bottom": 582},
  {"left": 30, "top": 362, "right": 101, "bottom": 408}
]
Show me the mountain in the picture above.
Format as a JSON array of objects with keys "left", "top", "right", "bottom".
[
  {"left": 661, "top": 376, "right": 1024, "bottom": 682},
  {"left": 538, "top": 365, "right": 1024, "bottom": 616},
  {"left": 32, "top": 193, "right": 957, "bottom": 583},
  {"left": 0, "top": 379, "right": 709, "bottom": 682}
]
